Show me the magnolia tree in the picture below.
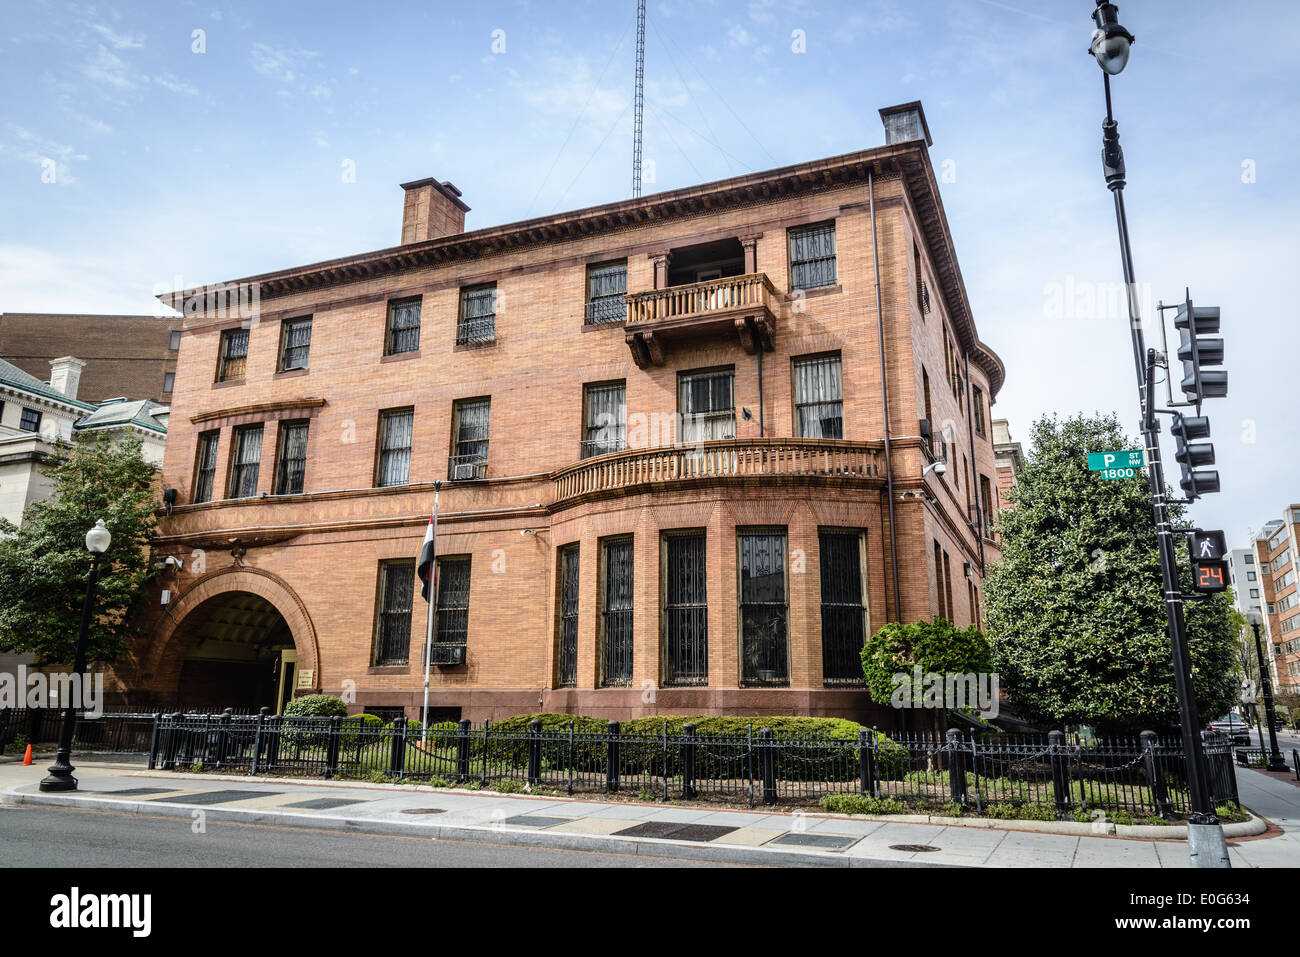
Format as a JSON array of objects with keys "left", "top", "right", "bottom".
[{"left": 983, "top": 414, "right": 1238, "bottom": 735}]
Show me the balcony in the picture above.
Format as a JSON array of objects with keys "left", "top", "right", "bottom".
[
  {"left": 624, "top": 272, "right": 777, "bottom": 368},
  {"left": 552, "top": 437, "right": 883, "bottom": 508}
]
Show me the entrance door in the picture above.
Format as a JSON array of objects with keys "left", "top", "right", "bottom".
[{"left": 275, "top": 649, "right": 297, "bottom": 714}]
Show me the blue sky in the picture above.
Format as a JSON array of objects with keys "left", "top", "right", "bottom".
[{"left": 2, "top": 0, "right": 1297, "bottom": 547}]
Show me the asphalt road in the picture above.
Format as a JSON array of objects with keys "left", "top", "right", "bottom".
[{"left": 0, "top": 804, "right": 742, "bottom": 868}]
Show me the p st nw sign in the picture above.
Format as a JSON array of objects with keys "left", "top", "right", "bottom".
[{"left": 1087, "top": 449, "right": 1145, "bottom": 480}]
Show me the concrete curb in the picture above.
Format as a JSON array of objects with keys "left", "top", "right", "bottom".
[{"left": 0, "top": 786, "right": 958, "bottom": 869}]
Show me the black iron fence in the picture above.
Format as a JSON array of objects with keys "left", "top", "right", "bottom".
[
  {"left": 0, "top": 708, "right": 159, "bottom": 754},
  {"left": 144, "top": 711, "right": 1239, "bottom": 817}
]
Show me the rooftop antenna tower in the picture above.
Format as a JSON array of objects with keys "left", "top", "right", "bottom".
[{"left": 632, "top": 0, "right": 646, "bottom": 197}]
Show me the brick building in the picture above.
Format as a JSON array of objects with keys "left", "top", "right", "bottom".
[
  {"left": 1254, "top": 512, "right": 1300, "bottom": 695},
  {"left": 0, "top": 313, "right": 182, "bottom": 403},
  {"left": 113, "top": 102, "right": 1007, "bottom": 723}
]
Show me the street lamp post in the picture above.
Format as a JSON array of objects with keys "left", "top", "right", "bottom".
[
  {"left": 1247, "top": 613, "right": 1288, "bottom": 771},
  {"left": 39, "top": 519, "right": 111, "bottom": 793},
  {"left": 1087, "top": 1, "right": 1229, "bottom": 867}
]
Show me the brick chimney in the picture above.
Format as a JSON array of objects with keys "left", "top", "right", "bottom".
[
  {"left": 879, "top": 101, "right": 933, "bottom": 147},
  {"left": 400, "top": 178, "right": 470, "bottom": 244},
  {"left": 48, "top": 356, "right": 85, "bottom": 400}
]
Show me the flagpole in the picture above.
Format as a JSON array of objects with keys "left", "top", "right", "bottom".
[{"left": 422, "top": 481, "right": 441, "bottom": 743}]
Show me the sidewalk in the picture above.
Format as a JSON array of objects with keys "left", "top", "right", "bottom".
[{"left": 0, "top": 758, "right": 1291, "bottom": 868}]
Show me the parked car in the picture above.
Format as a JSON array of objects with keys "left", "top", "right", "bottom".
[{"left": 1208, "top": 714, "right": 1251, "bottom": 744}]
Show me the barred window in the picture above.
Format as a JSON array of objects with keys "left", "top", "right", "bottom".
[
  {"left": 820, "top": 530, "right": 866, "bottom": 686},
  {"left": 435, "top": 556, "right": 471, "bottom": 645},
  {"left": 678, "top": 368, "right": 735, "bottom": 442},
  {"left": 217, "top": 328, "right": 248, "bottom": 381},
  {"left": 600, "top": 537, "right": 634, "bottom": 687},
  {"left": 377, "top": 408, "right": 413, "bottom": 487},
  {"left": 193, "top": 431, "right": 219, "bottom": 504},
  {"left": 557, "top": 546, "right": 579, "bottom": 688},
  {"left": 739, "top": 528, "right": 788, "bottom": 686},
  {"left": 582, "top": 381, "right": 626, "bottom": 458},
  {"left": 274, "top": 420, "right": 309, "bottom": 495},
  {"left": 788, "top": 221, "right": 837, "bottom": 290},
  {"left": 458, "top": 284, "right": 496, "bottom": 344},
  {"left": 585, "top": 260, "right": 627, "bottom": 324},
  {"left": 374, "top": 560, "right": 414, "bottom": 665},
  {"left": 663, "top": 531, "right": 707, "bottom": 687},
  {"left": 279, "top": 317, "right": 312, "bottom": 371},
  {"left": 228, "top": 425, "right": 263, "bottom": 498},
  {"left": 449, "top": 398, "right": 490, "bottom": 480},
  {"left": 18, "top": 407, "right": 41, "bottom": 433},
  {"left": 385, "top": 299, "right": 422, "bottom": 355},
  {"left": 793, "top": 354, "right": 843, "bottom": 439}
]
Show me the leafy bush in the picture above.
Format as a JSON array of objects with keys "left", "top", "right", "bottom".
[
  {"left": 1014, "top": 803, "right": 1057, "bottom": 821},
  {"left": 859, "top": 618, "right": 993, "bottom": 709},
  {"left": 283, "top": 694, "right": 349, "bottom": 719},
  {"left": 340, "top": 713, "right": 384, "bottom": 748},
  {"left": 1107, "top": 810, "right": 1134, "bottom": 826},
  {"left": 818, "top": 793, "right": 909, "bottom": 816},
  {"left": 280, "top": 695, "right": 349, "bottom": 749},
  {"left": 1216, "top": 803, "right": 1249, "bottom": 823}
]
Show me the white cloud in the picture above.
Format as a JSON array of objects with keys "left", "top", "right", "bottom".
[
  {"left": 91, "top": 24, "right": 145, "bottom": 50},
  {"left": 82, "top": 44, "right": 141, "bottom": 91},
  {"left": 152, "top": 73, "right": 198, "bottom": 96}
]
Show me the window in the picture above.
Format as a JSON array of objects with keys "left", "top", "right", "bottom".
[
  {"left": 19, "top": 408, "right": 41, "bottom": 432},
  {"left": 449, "top": 398, "right": 490, "bottom": 480},
  {"left": 1244, "top": 554, "right": 1254, "bottom": 565},
  {"left": 980, "top": 475, "right": 994, "bottom": 531},
  {"left": 913, "top": 243, "right": 927, "bottom": 315},
  {"left": 162, "top": 372, "right": 175, "bottom": 393},
  {"left": 385, "top": 298, "right": 421, "bottom": 355},
  {"left": 457, "top": 284, "right": 496, "bottom": 344},
  {"left": 600, "top": 537, "right": 634, "bottom": 687},
  {"left": 279, "top": 317, "right": 312, "bottom": 371},
  {"left": 169, "top": 330, "right": 182, "bottom": 350},
  {"left": 228, "top": 425, "right": 263, "bottom": 498},
  {"left": 663, "top": 531, "right": 707, "bottom": 687},
  {"left": 217, "top": 328, "right": 249, "bottom": 381},
  {"left": 820, "top": 530, "right": 867, "bottom": 686},
  {"left": 739, "top": 528, "right": 788, "bottom": 686},
  {"left": 557, "top": 546, "right": 579, "bottom": 688},
  {"left": 678, "top": 368, "right": 735, "bottom": 442},
  {"left": 373, "top": 560, "right": 414, "bottom": 665},
  {"left": 1248, "top": 571, "right": 1257, "bottom": 582},
  {"left": 793, "top": 354, "right": 843, "bottom": 439},
  {"left": 585, "top": 260, "right": 628, "bottom": 324},
  {"left": 376, "top": 408, "right": 413, "bottom": 487},
  {"left": 192, "top": 431, "right": 219, "bottom": 504},
  {"left": 922, "top": 367, "right": 933, "bottom": 453},
  {"left": 1250, "top": 588, "right": 1260, "bottom": 599},
  {"left": 274, "top": 420, "right": 309, "bottom": 495},
  {"left": 934, "top": 541, "right": 948, "bottom": 619},
  {"left": 788, "top": 221, "right": 837, "bottom": 290},
  {"left": 943, "top": 550, "right": 954, "bottom": 622},
  {"left": 582, "top": 381, "right": 626, "bottom": 458},
  {"left": 434, "top": 557, "right": 471, "bottom": 646},
  {"left": 973, "top": 385, "right": 986, "bottom": 436}
]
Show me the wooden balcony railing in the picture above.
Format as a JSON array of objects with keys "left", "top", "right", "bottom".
[
  {"left": 552, "top": 438, "right": 883, "bottom": 507},
  {"left": 624, "top": 272, "right": 777, "bottom": 368}
]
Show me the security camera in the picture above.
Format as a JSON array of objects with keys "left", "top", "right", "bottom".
[
  {"left": 521, "top": 528, "right": 536, "bottom": 536},
  {"left": 163, "top": 555, "right": 184, "bottom": 572},
  {"left": 923, "top": 461, "right": 947, "bottom": 478}
]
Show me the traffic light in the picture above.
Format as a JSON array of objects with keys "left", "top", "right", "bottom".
[
  {"left": 1190, "top": 529, "right": 1228, "bottom": 593},
  {"left": 1170, "top": 414, "right": 1220, "bottom": 499},
  {"left": 1174, "top": 294, "right": 1226, "bottom": 409}
]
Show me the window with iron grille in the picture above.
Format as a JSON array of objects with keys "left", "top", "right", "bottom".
[
  {"left": 739, "top": 528, "right": 788, "bottom": 686},
  {"left": 385, "top": 298, "right": 422, "bottom": 355},
  {"left": 820, "top": 530, "right": 866, "bottom": 686},
  {"left": 373, "top": 559, "right": 414, "bottom": 665},
  {"left": 458, "top": 284, "right": 496, "bottom": 344},
  {"left": 217, "top": 328, "right": 249, "bottom": 381},
  {"left": 788, "top": 221, "right": 837, "bottom": 290},
  {"left": 435, "top": 556, "right": 471, "bottom": 646},
  {"left": 663, "top": 531, "right": 707, "bottom": 687},
  {"left": 279, "top": 317, "right": 312, "bottom": 371},
  {"left": 376, "top": 408, "right": 413, "bottom": 487},
  {"left": 449, "top": 398, "right": 490, "bottom": 480},
  {"left": 678, "top": 368, "right": 735, "bottom": 442},
  {"left": 228, "top": 424, "right": 263, "bottom": 498},
  {"left": 274, "top": 420, "right": 309, "bottom": 495},
  {"left": 973, "top": 385, "right": 986, "bottom": 436},
  {"left": 793, "top": 354, "right": 843, "bottom": 439},
  {"left": 582, "top": 381, "right": 626, "bottom": 458},
  {"left": 557, "top": 546, "right": 579, "bottom": 688},
  {"left": 600, "top": 537, "right": 634, "bottom": 687},
  {"left": 19, "top": 407, "right": 41, "bottom": 433},
  {"left": 585, "top": 260, "right": 627, "bottom": 324},
  {"left": 193, "top": 430, "right": 219, "bottom": 503}
]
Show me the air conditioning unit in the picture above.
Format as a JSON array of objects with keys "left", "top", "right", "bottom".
[
  {"left": 452, "top": 462, "right": 483, "bottom": 481},
  {"left": 425, "top": 644, "right": 467, "bottom": 666}
]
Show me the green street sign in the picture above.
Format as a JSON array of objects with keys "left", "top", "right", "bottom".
[{"left": 1087, "top": 449, "right": 1145, "bottom": 480}]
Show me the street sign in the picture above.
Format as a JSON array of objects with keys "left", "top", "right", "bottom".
[{"left": 1087, "top": 449, "right": 1145, "bottom": 479}]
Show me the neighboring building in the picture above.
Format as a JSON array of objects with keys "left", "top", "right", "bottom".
[
  {"left": 0, "top": 313, "right": 182, "bottom": 403},
  {"left": 1227, "top": 544, "right": 1274, "bottom": 689},
  {"left": 119, "top": 101, "right": 1007, "bottom": 723},
  {"left": 1255, "top": 513, "right": 1300, "bottom": 696},
  {"left": 991, "top": 417, "right": 1022, "bottom": 512}
]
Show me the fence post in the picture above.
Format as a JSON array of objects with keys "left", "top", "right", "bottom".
[
  {"left": 266, "top": 714, "right": 282, "bottom": 771},
  {"left": 946, "top": 728, "right": 968, "bottom": 806},
  {"left": 606, "top": 720, "right": 620, "bottom": 792},
  {"left": 389, "top": 716, "right": 407, "bottom": 778},
  {"left": 456, "top": 719, "right": 472, "bottom": 781},
  {"left": 1048, "top": 730, "right": 1071, "bottom": 813},
  {"left": 214, "top": 708, "right": 233, "bottom": 768},
  {"left": 147, "top": 712, "right": 162, "bottom": 770},
  {"left": 324, "top": 715, "right": 342, "bottom": 779},
  {"left": 161, "top": 712, "right": 180, "bottom": 770},
  {"left": 858, "top": 729, "right": 877, "bottom": 797},
  {"left": 251, "top": 709, "right": 267, "bottom": 776},
  {"left": 759, "top": 727, "right": 776, "bottom": 805},
  {"left": 682, "top": 723, "right": 697, "bottom": 799},
  {"left": 112, "top": 713, "right": 126, "bottom": 753},
  {"left": 567, "top": 721, "right": 575, "bottom": 796},
  {"left": 528, "top": 719, "right": 543, "bottom": 786},
  {"left": 1139, "top": 730, "right": 1172, "bottom": 819}
]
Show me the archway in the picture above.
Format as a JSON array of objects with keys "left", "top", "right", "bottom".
[{"left": 174, "top": 592, "right": 295, "bottom": 712}]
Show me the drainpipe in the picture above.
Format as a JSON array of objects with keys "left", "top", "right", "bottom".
[
  {"left": 756, "top": 335, "right": 764, "bottom": 437},
  {"left": 869, "top": 169, "right": 902, "bottom": 622},
  {"left": 963, "top": 351, "right": 987, "bottom": 576}
]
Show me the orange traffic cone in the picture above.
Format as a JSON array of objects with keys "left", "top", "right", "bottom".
[{"left": 22, "top": 745, "right": 32, "bottom": 766}]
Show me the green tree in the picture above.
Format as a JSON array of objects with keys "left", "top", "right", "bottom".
[
  {"left": 860, "top": 618, "right": 993, "bottom": 711},
  {"left": 0, "top": 432, "right": 159, "bottom": 663},
  {"left": 983, "top": 414, "right": 1238, "bottom": 734}
]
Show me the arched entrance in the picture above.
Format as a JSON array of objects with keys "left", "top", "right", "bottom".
[{"left": 175, "top": 592, "right": 296, "bottom": 712}]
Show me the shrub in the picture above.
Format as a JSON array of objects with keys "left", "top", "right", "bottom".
[
  {"left": 1216, "top": 803, "right": 1249, "bottom": 823},
  {"left": 339, "top": 713, "right": 384, "bottom": 749},
  {"left": 1014, "top": 803, "right": 1057, "bottom": 821},
  {"left": 985, "top": 803, "right": 1018, "bottom": 819},
  {"left": 1107, "top": 810, "right": 1134, "bottom": 826},
  {"left": 493, "top": 778, "right": 524, "bottom": 794},
  {"left": 280, "top": 695, "right": 349, "bottom": 750},
  {"left": 818, "top": 793, "right": 909, "bottom": 816},
  {"left": 283, "top": 695, "right": 349, "bottom": 719}
]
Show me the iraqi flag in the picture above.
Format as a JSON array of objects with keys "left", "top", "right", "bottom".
[{"left": 417, "top": 509, "right": 436, "bottom": 602}]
